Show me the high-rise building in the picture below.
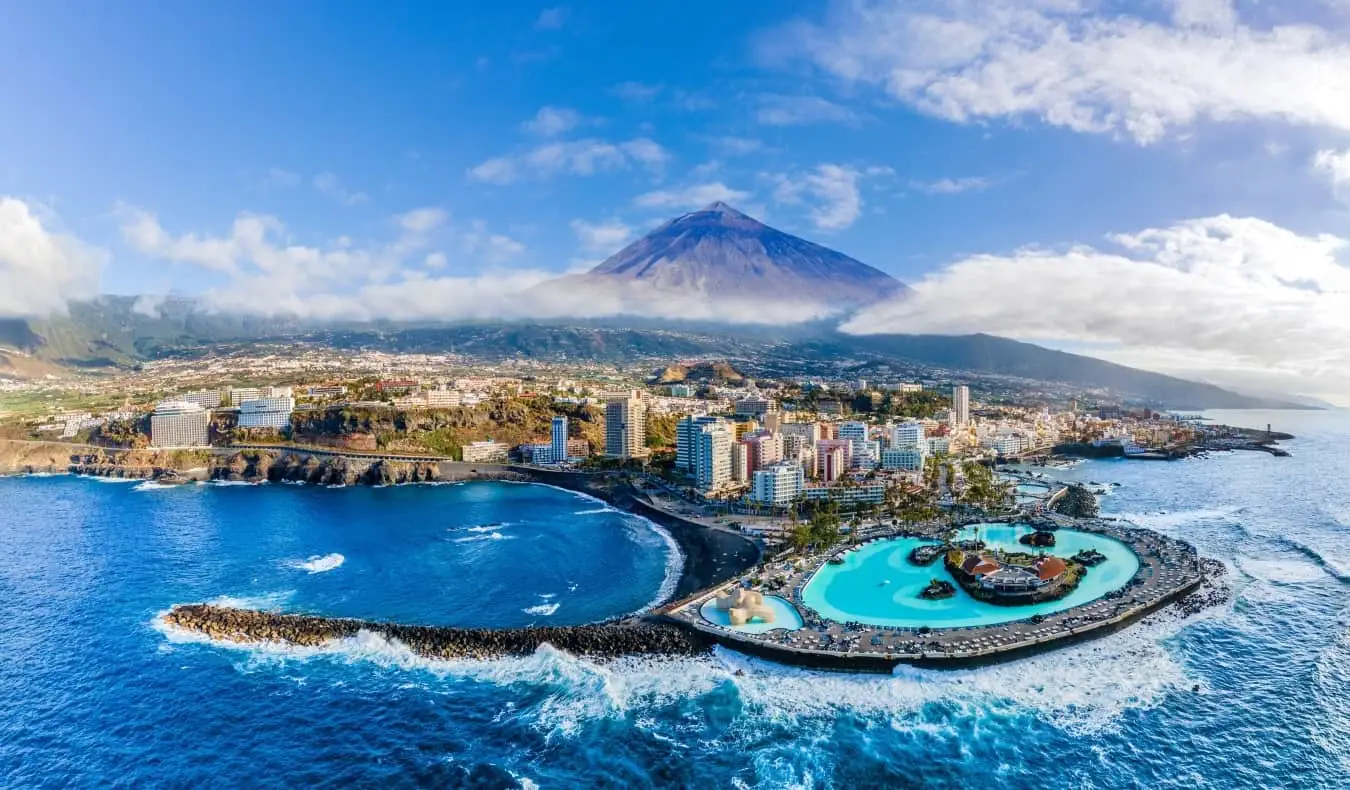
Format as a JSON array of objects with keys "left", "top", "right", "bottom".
[
  {"left": 890, "top": 421, "right": 925, "bottom": 449},
  {"left": 178, "top": 390, "right": 222, "bottom": 409},
  {"left": 815, "top": 439, "right": 853, "bottom": 478},
  {"left": 730, "top": 442, "right": 749, "bottom": 482},
  {"left": 238, "top": 396, "right": 295, "bottom": 430},
  {"left": 953, "top": 385, "right": 971, "bottom": 427},
  {"left": 604, "top": 392, "right": 648, "bottom": 459},
  {"left": 676, "top": 415, "right": 722, "bottom": 471},
  {"left": 461, "top": 440, "right": 510, "bottom": 462},
  {"left": 750, "top": 461, "right": 805, "bottom": 507},
  {"left": 838, "top": 421, "right": 869, "bottom": 442},
  {"left": 694, "top": 421, "right": 733, "bottom": 495},
  {"left": 551, "top": 416, "right": 569, "bottom": 463},
  {"left": 150, "top": 401, "right": 210, "bottom": 448},
  {"left": 782, "top": 421, "right": 822, "bottom": 444},
  {"left": 741, "top": 430, "right": 783, "bottom": 476},
  {"left": 819, "top": 447, "right": 847, "bottom": 483},
  {"left": 851, "top": 440, "right": 881, "bottom": 470}
]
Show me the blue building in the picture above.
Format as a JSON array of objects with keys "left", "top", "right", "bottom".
[{"left": 551, "top": 416, "right": 568, "bottom": 463}]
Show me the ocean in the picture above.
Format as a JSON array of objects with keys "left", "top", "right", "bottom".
[{"left": 2, "top": 409, "right": 1348, "bottom": 788}]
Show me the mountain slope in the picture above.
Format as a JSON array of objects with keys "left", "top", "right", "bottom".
[
  {"left": 831, "top": 332, "right": 1301, "bottom": 409},
  {"left": 577, "top": 202, "right": 907, "bottom": 307}
]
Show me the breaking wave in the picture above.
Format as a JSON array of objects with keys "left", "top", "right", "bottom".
[
  {"left": 522, "top": 603, "right": 561, "bottom": 617},
  {"left": 290, "top": 553, "right": 345, "bottom": 573}
]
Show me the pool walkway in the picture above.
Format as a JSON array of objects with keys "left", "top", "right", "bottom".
[{"left": 662, "top": 518, "right": 1203, "bottom": 671}]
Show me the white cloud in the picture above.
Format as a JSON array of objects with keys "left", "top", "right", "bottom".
[
  {"left": 262, "top": 168, "right": 301, "bottom": 189},
  {"left": 634, "top": 182, "right": 751, "bottom": 211},
  {"left": 116, "top": 202, "right": 845, "bottom": 326},
  {"left": 841, "top": 214, "right": 1350, "bottom": 398},
  {"left": 756, "top": 94, "right": 859, "bottom": 126},
  {"left": 1313, "top": 148, "right": 1350, "bottom": 203},
  {"left": 769, "top": 164, "right": 865, "bottom": 230},
  {"left": 116, "top": 203, "right": 240, "bottom": 273},
  {"left": 534, "top": 6, "right": 569, "bottom": 30},
  {"left": 398, "top": 207, "right": 449, "bottom": 233},
  {"left": 131, "top": 294, "right": 165, "bottom": 318},
  {"left": 522, "top": 106, "right": 589, "bottom": 136},
  {"left": 312, "top": 172, "right": 369, "bottom": 206},
  {"left": 611, "top": 81, "right": 664, "bottom": 102},
  {"left": 0, "top": 197, "right": 104, "bottom": 318},
  {"left": 765, "top": 0, "right": 1350, "bottom": 144},
  {"left": 570, "top": 218, "right": 633, "bottom": 255},
  {"left": 467, "top": 138, "right": 670, "bottom": 184},
  {"left": 909, "top": 176, "right": 990, "bottom": 194}
]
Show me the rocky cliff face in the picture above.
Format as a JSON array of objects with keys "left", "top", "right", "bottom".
[{"left": 209, "top": 451, "right": 442, "bottom": 486}]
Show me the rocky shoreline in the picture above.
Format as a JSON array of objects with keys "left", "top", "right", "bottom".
[{"left": 163, "top": 604, "right": 713, "bottom": 660}]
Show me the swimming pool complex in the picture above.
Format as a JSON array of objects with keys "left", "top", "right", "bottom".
[
  {"left": 699, "top": 594, "right": 804, "bottom": 634},
  {"left": 799, "top": 524, "right": 1140, "bottom": 629}
]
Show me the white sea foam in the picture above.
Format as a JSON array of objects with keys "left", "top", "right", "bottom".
[
  {"left": 152, "top": 596, "right": 1204, "bottom": 741},
  {"left": 574, "top": 507, "right": 617, "bottom": 515},
  {"left": 132, "top": 480, "right": 178, "bottom": 492},
  {"left": 453, "top": 532, "right": 514, "bottom": 543},
  {"left": 538, "top": 593, "right": 557, "bottom": 600},
  {"left": 465, "top": 523, "right": 510, "bottom": 533},
  {"left": 88, "top": 476, "right": 138, "bottom": 483},
  {"left": 204, "top": 590, "right": 296, "bottom": 610},
  {"left": 207, "top": 479, "right": 257, "bottom": 487},
  {"left": 1235, "top": 555, "right": 1329, "bottom": 584},
  {"left": 522, "top": 603, "right": 561, "bottom": 617},
  {"left": 290, "top": 553, "right": 345, "bottom": 573}
]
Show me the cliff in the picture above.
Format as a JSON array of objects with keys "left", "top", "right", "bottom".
[{"left": 210, "top": 450, "right": 444, "bottom": 486}]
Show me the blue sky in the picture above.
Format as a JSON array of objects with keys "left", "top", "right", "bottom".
[{"left": 3, "top": 1, "right": 1350, "bottom": 398}]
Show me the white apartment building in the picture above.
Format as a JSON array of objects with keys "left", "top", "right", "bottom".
[
  {"left": 605, "top": 391, "right": 648, "bottom": 459},
  {"left": 838, "top": 421, "right": 869, "bottom": 442},
  {"left": 926, "top": 437, "right": 951, "bottom": 455},
  {"left": 178, "top": 390, "right": 222, "bottom": 409},
  {"left": 781, "top": 421, "right": 822, "bottom": 445},
  {"left": 802, "top": 481, "right": 886, "bottom": 507},
  {"left": 890, "top": 421, "right": 925, "bottom": 449},
  {"left": 952, "top": 385, "right": 971, "bottom": 427},
  {"left": 462, "top": 440, "right": 510, "bottom": 463},
  {"left": 850, "top": 439, "right": 880, "bottom": 470},
  {"left": 734, "top": 398, "right": 778, "bottom": 418},
  {"left": 228, "top": 387, "right": 262, "bottom": 406},
  {"left": 694, "top": 421, "right": 733, "bottom": 495},
  {"left": 749, "top": 461, "right": 805, "bottom": 507},
  {"left": 238, "top": 396, "right": 295, "bottom": 430},
  {"left": 150, "top": 401, "right": 210, "bottom": 448}
]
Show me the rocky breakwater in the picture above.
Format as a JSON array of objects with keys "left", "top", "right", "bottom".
[
  {"left": 69, "top": 448, "right": 211, "bottom": 481},
  {"left": 210, "top": 451, "right": 441, "bottom": 486},
  {"left": 163, "top": 604, "right": 713, "bottom": 660},
  {"left": 1051, "top": 484, "right": 1100, "bottom": 519}
]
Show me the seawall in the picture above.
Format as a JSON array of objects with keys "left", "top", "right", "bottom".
[{"left": 163, "top": 604, "right": 714, "bottom": 660}]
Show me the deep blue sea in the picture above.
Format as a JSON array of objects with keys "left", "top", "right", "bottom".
[{"left": 3, "top": 409, "right": 1350, "bottom": 789}]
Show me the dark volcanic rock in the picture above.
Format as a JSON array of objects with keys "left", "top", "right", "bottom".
[
  {"left": 162, "top": 604, "right": 713, "bottom": 661},
  {"left": 1052, "top": 484, "right": 1099, "bottom": 518}
]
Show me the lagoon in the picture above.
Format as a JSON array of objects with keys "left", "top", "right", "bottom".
[{"left": 800, "top": 524, "right": 1140, "bottom": 629}]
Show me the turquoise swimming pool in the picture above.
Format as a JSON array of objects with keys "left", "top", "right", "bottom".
[
  {"left": 800, "top": 524, "right": 1140, "bottom": 629},
  {"left": 699, "top": 594, "right": 805, "bottom": 634}
]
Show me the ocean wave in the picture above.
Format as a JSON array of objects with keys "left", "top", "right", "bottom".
[
  {"left": 464, "top": 522, "right": 510, "bottom": 533},
  {"left": 203, "top": 591, "right": 296, "bottom": 610},
  {"left": 133, "top": 480, "right": 180, "bottom": 492},
  {"left": 1270, "top": 536, "right": 1350, "bottom": 583},
  {"left": 522, "top": 603, "right": 560, "bottom": 617},
  {"left": 1235, "top": 555, "right": 1332, "bottom": 585},
  {"left": 574, "top": 507, "right": 618, "bottom": 515},
  {"left": 87, "top": 476, "right": 139, "bottom": 483},
  {"left": 453, "top": 532, "right": 514, "bottom": 543},
  {"left": 151, "top": 598, "right": 1202, "bottom": 741},
  {"left": 206, "top": 479, "right": 259, "bottom": 487},
  {"left": 289, "top": 553, "right": 345, "bottom": 573}
]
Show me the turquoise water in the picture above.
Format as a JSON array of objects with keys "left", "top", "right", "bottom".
[
  {"left": 800, "top": 525, "right": 1140, "bottom": 629},
  {"left": 699, "top": 594, "right": 805, "bottom": 633}
]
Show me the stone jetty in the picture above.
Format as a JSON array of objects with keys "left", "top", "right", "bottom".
[{"left": 163, "top": 604, "right": 713, "bottom": 660}]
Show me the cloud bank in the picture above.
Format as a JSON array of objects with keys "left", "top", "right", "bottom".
[
  {"left": 0, "top": 198, "right": 105, "bottom": 319},
  {"left": 841, "top": 214, "right": 1350, "bottom": 396},
  {"left": 765, "top": 0, "right": 1350, "bottom": 143}
]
